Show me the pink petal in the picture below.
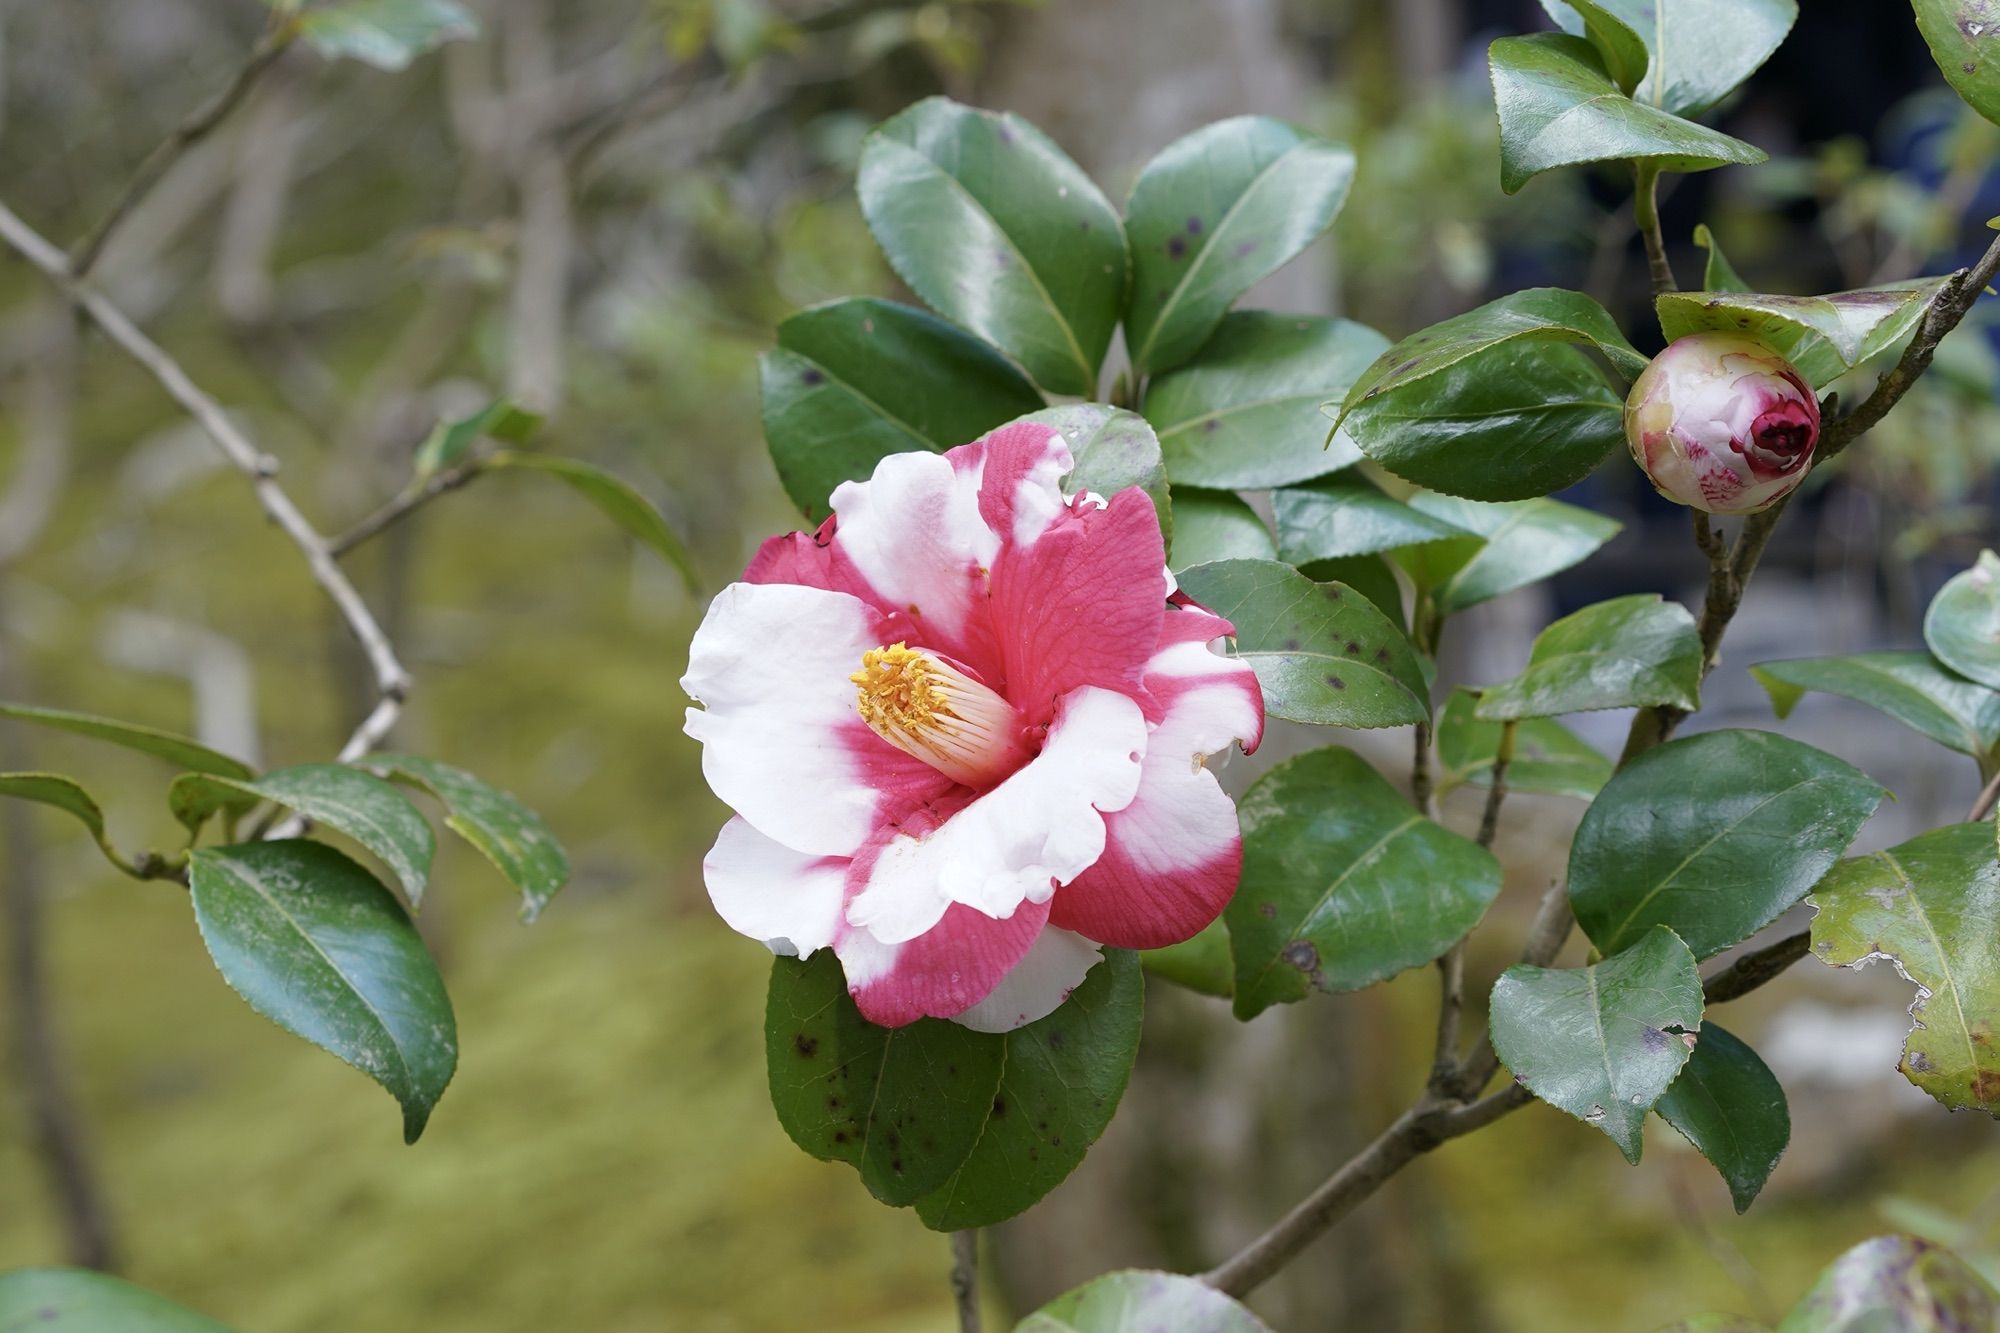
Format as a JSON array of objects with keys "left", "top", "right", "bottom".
[
  {"left": 838, "top": 896, "right": 1052, "bottom": 1028},
  {"left": 973, "top": 421, "right": 1074, "bottom": 547},
  {"left": 703, "top": 816, "right": 847, "bottom": 957}
]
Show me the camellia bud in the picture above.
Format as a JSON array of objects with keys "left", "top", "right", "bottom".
[{"left": 1623, "top": 332, "right": 1821, "bottom": 515}]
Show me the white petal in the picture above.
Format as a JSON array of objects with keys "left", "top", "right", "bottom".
[
  {"left": 682, "top": 581, "right": 880, "bottom": 857},
  {"left": 828, "top": 450, "right": 995, "bottom": 651},
  {"left": 844, "top": 686, "right": 1148, "bottom": 943},
  {"left": 953, "top": 927, "right": 1103, "bottom": 1033},
  {"left": 702, "top": 816, "right": 846, "bottom": 957}
]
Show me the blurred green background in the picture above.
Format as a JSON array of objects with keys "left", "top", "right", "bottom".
[{"left": 3, "top": 1, "right": 1999, "bottom": 1329}]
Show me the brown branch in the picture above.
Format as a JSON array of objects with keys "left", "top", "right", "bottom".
[
  {"left": 1633, "top": 163, "right": 1677, "bottom": 296},
  {"left": 1971, "top": 767, "right": 2000, "bottom": 824},
  {"left": 950, "top": 1231, "right": 981, "bottom": 1333},
  {"left": 1701, "top": 930, "right": 1811, "bottom": 1005},
  {"left": 1474, "top": 720, "right": 1517, "bottom": 851},
  {"left": 70, "top": 22, "right": 296, "bottom": 279},
  {"left": 328, "top": 457, "right": 485, "bottom": 558},
  {"left": 0, "top": 201, "right": 410, "bottom": 762}
]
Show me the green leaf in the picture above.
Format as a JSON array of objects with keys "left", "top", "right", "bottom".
[
  {"left": 1542, "top": 0, "right": 1797, "bottom": 119},
  {"left": 1294, "top": 555, "right": 1406, "bottom": 629},
  {"left": 0, "top": 701, "right": 253, "bottom": 779},
  {"left": 1392, "top": 493, "right": 1622, "bottom": 614},
  {"left": 1695, "top": 225, "right": 1751, "bottom": 293},
  {"left": 1926, "top": 550, "right": 2000, "bottom": 691},
  {"left": 914, "top": 952, "right": 1143, "bottom": 1229},
  {"left": 1023, "top": 404, "right": 1172, "bottom": 548},
  {"left": 1549, "top": 0, "right": 1649, "bottom": 93},
  {"left": 1333, "top": 289, "right": 1644, "bottom": 501},
  {"left": 1752, "top": 652, "right": 2000, "bottom": 762},
  {"left": 1489, "top": 34, "right": 1767, "bottom": 195},
  {"left": 1489, "top": 923, "right": 1703, "bottom": 1162},
  {"left": 1139, "top": 919, "right": 1233, "bottom": 999},
  {"left": 1123, "top": 117, "right": 1356, "bottom": 377},
  {"left": 485, "top": 452, "right": 697, "bottom": 592},
  {"left": 356, "top": 753, "right": 570, "bottom": 922},
  {"left": 1776, "top": 1234, "right": 2000, "bottom": 1332},
  {"left": 0, "top": 1268, "right": 232, "bottom": 1331},
  {"left": 0, "top": 772, "right": 132, "bottom": 874},
  {"left": 1570, "top": 729, "right": 1884, "bottom": 960},
  {"left": 1656, "top": 278, "right": 1953, "bottom": 389},
  {"left": 1146, "top": 312, "right": 1384, "bottom": 488},
  {"left": 856, "top": 97, "right": 1126, "bottom": 396},
  {"left": 412, "top": 400, "right": 539, "bottom": 480},
  {"left": 1226, "top": 747, "right": 1502, "bottom": 1021},
  {"left": 1175, "top": 559, "right": 1429, "bottom": 729},
  {"left": 1435, "top": 689, "right": 1613, "bottom": 801},
  {"left": 1655, "top": 1022, "right": 1790, "bottom": 1213},
  {"left": 190, "top": 840, "right": 456, "bottom": 1142},
  {"left": 170, "top": 764, "right": 434, "bottom": 905},
  {"left": 296, "top": 0, "right": 478, "bottom": 71},
  {"left": 1019, "top": 1271, "right": 1272, "bottom": 1333},
  {"left": 1913, "top": 0, "right": 2000, "bottom": 130},
  {"left": 761, "top": 297, "right": 1043, "bottom": 520},
  {"left": 765, "top": 951, "right": 1006, "bottom": 1205},
  {"left": 1475, "top": 593, "right": 1703, "bottom": 721},
  {"left": 1274, "top": 475, "right": 1471, "bottom": 564},
  {"left": 1810, "top": 823, "right": 2000, "bottom": 1115},
  {"left": 1167, "top": 488, "right": 1274, "bottom": 571}
]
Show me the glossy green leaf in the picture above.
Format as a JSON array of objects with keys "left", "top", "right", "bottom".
[
  {"left": 485, "top": 452, "right": 697, "bottom": 593},
  {"left": 1570, "top": 729, "right": 1884, "bottom": 960},
  {"left": 1393, "top": 493, "right": 1621, "bottom": 614},
  {"left": 357, "top": 753, "right": 570, "bottom": 922},
  {"left": 1023, "top": 404, "right": 1171, "bottom": 547},
  {"left": 1542, "top": 0, "right": 1797, "bottom": 119},
  {"left": 1274, "top": 475, "right": 1470, "bottom": 564},
  {"left": 1147, "top": 312, "right": 1383, "bottom": 488},
  {"left": 1334, "top": 289, "right": 1642, "bottom": 501},
  {"left": 1752, "top": 652, "right": 2000, "bottom": 762},
  {"left": 171, "top": 764, "right": 434, "bottom": 905},
  {"left": 1166, "top": 488, "right": 1274, "bottom": 571},
  {"left": 0, "top": 1268, "right": 232, "bottom": 1331},
  {"left": 1435, "top": 689, "right": 1613, "bottom": 801},
  {"left": 1124, "top": 117, "right": 1356, "bottom": 377},
  {"left": 412, "top": 400, "right": 539, "bottom": 480},
  {"left": 1810, "top": 823, "right": 2000, "bottom": 1115},
  {"left": 1913, "top": 0, "right": 2000, "bottom": 129},
  {"left": 1489, "top": 34, "right": 1766, "bottom": 195},
  {"left": 1657, "top": 278, "right": 1952, "bottom": 389},
  {"left": 296, "top": 0, "right": 478, "bottom": 71},
  {"left": 190, "top": 840, "right": 456, "bottom": 1143},
  {"left": 1294, "top": 554, "right": 1406, "bottom": 629},
  {"left": 1926, "top": 550, "right": 2000, "bottom": 690},
  {"left": 765, "top": 950, "right": 1006, "bottom": 1205},
  {"left": 1656, "top": 1023, "right": 1790, "bottom": 1213},
  {"left": 1139, "top": 919, "right": 1233, "bottom": 999},
  {"left": 1227, "top": 747, "right": 1502, "bottom": 1020},
  {"left": 856, "top": 98, "right": 1126, "bottom": 395},
  {"left": 914, "top": 952, "right": 1143, "bottom": 1229},
  {"left": 1019, "top": 1270, "right": 1272, "bottom": 1333},
  {"left": 1489, "top": 923, "right": 1703, "bottom": 1162},
  {"left": 1476, "top": 593, "right": 1702, "bottom": 721},
  {"left": 761, "top": 298, "right": 1043, "bottom": 520},
  {"left": 1175, "top": 559, "right": 1429, "bottom": 729},
  {"left": 0, "top": 701, "right": 253, "bottom": 780},
  {"left": 1550, "top": 0, "right": 1649, "bottom": 93},
  {"left": 1695, "top": 225, "right": 1751, "bottom": 293},
  {"left": 0, "top": 772, "right": 131, "bottom": 873},
  {"left": 1776, "top": 1234, "right": 2000, "bottom": 1332}
]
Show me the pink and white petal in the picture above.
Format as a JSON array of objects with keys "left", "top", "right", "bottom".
[
  {"left": 953, "top": 926, "right": 1103, "bottom": 1033},
  {"left": 703, "top": 816, "right": 847, "bottom": 957},
  {"left": 825, "top": 448, "right": 996, "bottom": 666},
  {"left": 973, "top": 422, "right": 1073, "bottom": 548},
  {"left": 837, "top": 897, "right": 1051, "bottom": 1029},
  {"left": 987, "top": 487, "right": 1167, "bottom": 719},
  {"left": 1144, "top": 603, "right": 1265, "bottom": 754},
  {"left": 844, "top": 686, "right": 1149, "bottom": 943},
  {"left": 682, "top": 581, "right": 889, "bottom": 857}
]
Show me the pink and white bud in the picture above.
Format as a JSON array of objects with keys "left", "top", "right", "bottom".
[{"left": 1624, "top": 333, "right": 1821, "bottom": 515}]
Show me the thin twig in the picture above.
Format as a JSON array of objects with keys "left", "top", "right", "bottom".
[
  {"left": 70, "top": 23, "right": 296, "bottom": 278},
  {"left": 1474, "top": 720, "right": 1517, "bottom": 851},
  {"left": 0, "top": 202, "right": 410, "bottom": 762},
  {"left": 1702, "top": 930, "right": 1811, "bottom": 1005},
  {"left": 1971, "top": 767, "right": 2000, "bottom": 824},
  {"left": 1633, "top": 163, "right": 1677, "bottom": 296},
  {"left": 949, "top": 1231, "right": 981, "bottom": 1333},
  {"left": 328, "top": 457, "right": 485, "bottom": 558}
]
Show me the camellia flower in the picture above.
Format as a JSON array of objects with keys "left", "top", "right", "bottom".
[
  {"left": 1624, "top": 332, "right": 1821, "bottom": 515},
  {"left": 682, "top": 422, "right": 1263, "bottom": 1031}
]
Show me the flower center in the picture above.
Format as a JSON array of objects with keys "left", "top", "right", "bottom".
[{"left": 851, "top": 644, "right": 1029, "bottom": 787}]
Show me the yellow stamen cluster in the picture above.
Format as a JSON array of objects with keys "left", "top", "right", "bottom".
[{"left": 851, "top": 643, "right": 1023, "bottom": 786}]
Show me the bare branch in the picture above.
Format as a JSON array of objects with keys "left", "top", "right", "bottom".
[
  {"left": 1702, "top": 930, "right": 1811, "bottom": 1005},
  {"left": 328, "top": 456, "right": 485, "bottom": 558},
  {"left": 0, "top": 201, "right": 410, "bottom": 762},
  {"left": 1474, "top": 720, "right": 1517, "bottom": 851},
  {"left": 1972, "top": 767, "right": 2000, "bottom": 824},
  {"left": 950, "top": 1231, "right": 982, "bottom": 1333},
  {"left": 1633, "top": 163, "right": 1677, "bottom": 296}
]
